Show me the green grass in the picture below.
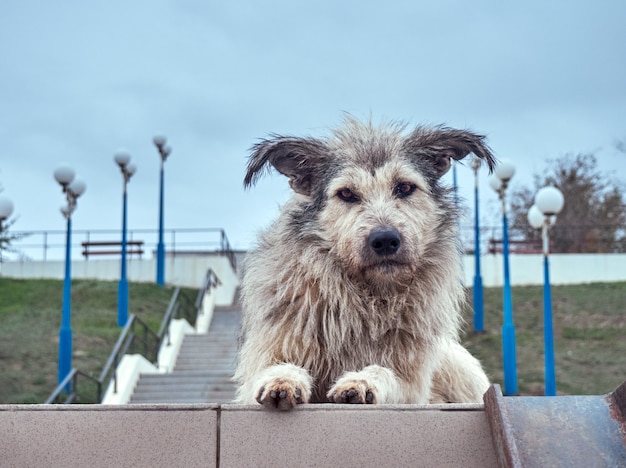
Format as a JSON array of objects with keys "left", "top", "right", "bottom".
[
  {"left": 461, "top": 282, "right": 626, "bottom": 396},
  {"left": 1, "top": 278, "right": 624, "bottom": 403},
  {"left": 0, "top": 278, "right": 197, "bottom": 404}
]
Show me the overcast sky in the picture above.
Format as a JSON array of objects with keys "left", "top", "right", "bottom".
[{"left": 1, "top": 1, "right": 625, "bottom": 255}]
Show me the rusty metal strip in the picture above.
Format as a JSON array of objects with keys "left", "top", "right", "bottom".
[
  {"left": 608, "top": 379, "right": 626, "bottom": 444},
  {"left": 483, "top": 384, "right": 522, "bottom": 468}
]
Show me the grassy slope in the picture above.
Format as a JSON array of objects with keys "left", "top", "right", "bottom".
[
  {"left": 0, "top": 278, "right": 624, "bottom": 403},
  {"left": 461, "top": 282, "right": 626, "bottom": 395},
  {"left": 0, "top": 278, "right": 195, "bottom": 404}
]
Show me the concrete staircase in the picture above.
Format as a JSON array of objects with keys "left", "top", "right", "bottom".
[{"left": 129, "top": 304, "right": 241, "bottom": 404}]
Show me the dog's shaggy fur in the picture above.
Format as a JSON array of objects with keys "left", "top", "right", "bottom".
[{"left": 234, "top": 117, "right": 495, "bottom": 410}]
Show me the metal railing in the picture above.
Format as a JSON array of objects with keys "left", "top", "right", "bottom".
[
  {"left": 44, "top": 369, "right": 102, "bottom": 404},
  {"left": 4, "top": 224, "right": 624, "bottom": 266},
  {"left": 45, "top": 268, "right": 221, "bottom": 404},
  {"left": 4, "top": 227, "right": 237, "bottom": 269},
  {"left": 96, "top": 314, "right": 161, "bottom": 402}
]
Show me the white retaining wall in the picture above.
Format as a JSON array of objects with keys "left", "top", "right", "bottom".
[
  {"left": 464, "top": 253, "right": 626, "bottom": 287},
  {"left": 0, "top": 252, "right": 239, "bottom": 305},
  {"left": 1, "top": 252, "right": 625, "bottom": 288}
]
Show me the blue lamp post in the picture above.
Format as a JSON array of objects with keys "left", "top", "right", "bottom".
[
  {"left": 489, "top": 158, "right": 517, "bottom": 395},
  {"left": 471, "top": 156, "right": 484, "bottom": 333},
  {"left": 53, "top": 165, "right": 86, "bottom": 385},
  {"left": 528, "top": 186, "right": 564, "bottom": 396},
  {"left": 153, "top": 135, "right": 171, "bottom": 287},
  {"left": 114, "top": 151, "right": 137, "bottom": 327}
]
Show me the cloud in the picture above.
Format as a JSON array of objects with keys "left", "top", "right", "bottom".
[{"left": 1, "top": 0, "right": 625, "bottom": 254}]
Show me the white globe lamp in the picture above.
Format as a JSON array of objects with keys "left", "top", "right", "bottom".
[
  {"left": 535, "top": 186, "right": 564, "bottom": 216},
  {"left": 527, "top": 205, "right": 544, "bottom": 229},
  {"left": 495, "top": 158, "right": 516, "bottom": 182},
  {"left": 54, "top": 165, "right": 76, "bottom": 189}
]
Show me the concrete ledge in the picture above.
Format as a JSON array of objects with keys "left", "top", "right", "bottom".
[
  {"left": 0, "top": 404, "right": 218, "bottom": 467},
  {"left": 221, "top": 404, "right": 496, "bottom": 467},
  {"left": 0, "top": 403, "right": 496, "bottom": 467}
]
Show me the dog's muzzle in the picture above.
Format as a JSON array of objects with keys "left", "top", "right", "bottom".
[{"left": 368, "top": 227, "right": 401, "bottom": 256}]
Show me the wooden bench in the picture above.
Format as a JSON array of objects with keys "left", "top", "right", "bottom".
[
  {"left": 81, "top": 241, "right": 144, "bottom": 259},
  {"left": 488, "top": 238, "right": 544, "bottom": 254}
]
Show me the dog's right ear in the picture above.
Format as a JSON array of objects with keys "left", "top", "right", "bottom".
[{"left": 244, "top": 136, "right": 328, "bottom": 196}]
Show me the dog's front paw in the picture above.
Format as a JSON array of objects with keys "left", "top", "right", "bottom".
[
  {"left": 249, "top": 363, "right": 312, "bottom": 410},
  {"left": 256, "top": 380, "right": 305, "bottom": 410},
  {"left": 327, "top": 379, "right": 375, "bottom": 404}
]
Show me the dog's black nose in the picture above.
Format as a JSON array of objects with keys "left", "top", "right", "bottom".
[{"left": 368, "top": 227, "right": 401, "bottom": 256}]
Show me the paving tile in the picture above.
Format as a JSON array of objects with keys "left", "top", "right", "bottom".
[{"left": 220, "top": 404, "right": 497, "bottom": 467}]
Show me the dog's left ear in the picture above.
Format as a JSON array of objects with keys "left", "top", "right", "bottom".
[
  {"left": 406, "top": 127, "right": 497, "bottom": 178},
  {"left": 244, "top": 136, "right": 328, "bottom": 196}
]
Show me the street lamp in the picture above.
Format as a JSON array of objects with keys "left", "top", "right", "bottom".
[
  {"left": 114, "top": 150, "right": 137, "bottom": 327},
  {"left": 528, "top": 186, "right": 564, "bottom": 396},
  {"left": 489, "top": 158, "right": 517, "bottom": 395},
  {"left": 470, "top": 156, "right": 484, "bottom": 333},
  {"left": 53, "top": 164, "right": 86, "bottom": 385},
  {"left": 153, "top": 135, "right": 171, "bottom": 286}
]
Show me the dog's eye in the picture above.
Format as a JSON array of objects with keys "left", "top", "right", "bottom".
[
  {"left": 337, "top": 188, "right": 359, "bottom": 203},
  {"left": 395, "top": 182, "right": 416, "bottom": 198}
]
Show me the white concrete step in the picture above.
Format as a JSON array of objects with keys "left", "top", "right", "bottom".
[{"left": 129, "top": 308, "right": 240, "bottom": 404}]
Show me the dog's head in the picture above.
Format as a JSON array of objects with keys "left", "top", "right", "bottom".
[{"left": 245, "top": 117, "right": 496, "bottom": 286}]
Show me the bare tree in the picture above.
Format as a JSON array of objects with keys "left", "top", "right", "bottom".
[
  {"left": 509, "top": 153, "right": 626, "bottom": 253},
  {"left": 0, "top": 175, "right": 24, "bottom": 261}
]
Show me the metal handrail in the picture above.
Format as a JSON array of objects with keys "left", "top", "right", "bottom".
[
  {"left": 98, "top": 314, "right": 161, "bottom": 398},
  {"left": 45, "top": 369, "right": 102, "bottom": 404},
  {"left": 44, "top": 268, "right": 221, "bottom": 404},
  {"left": 219, "top": 229, "right": 237, "bottom": 270},
  {"left": 195, "top": 268, "right": 222, "bottom": 310},
  {"left": 156, "top": 288, "right": 182, "bottom": 341},
  {"left": 99, "top": 315, "right": 138, "bottom": 384}
]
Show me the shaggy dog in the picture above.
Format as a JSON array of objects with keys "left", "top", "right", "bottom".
[{"left": 234, "top": 117, "right": 494, "bottom": 410}]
